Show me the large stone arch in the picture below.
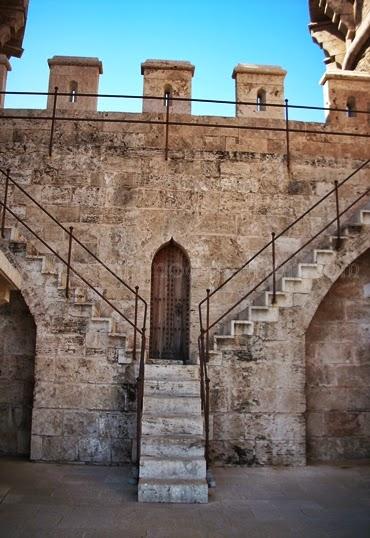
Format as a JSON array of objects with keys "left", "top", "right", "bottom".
[
  {"left": 0, "top": 247, "right": 38, "bottom": 456},
  {"left": 301, "top": 227, "right": 370, "bottom": 333},
  {"left": 305, "top": 247, "right": 370, "bottom": 461},
  {"left": 0, "top": 289, "right": 36, "bottom": 456},
  {"left": 298, "top": 224, "right": 370, "bottom": 462}
]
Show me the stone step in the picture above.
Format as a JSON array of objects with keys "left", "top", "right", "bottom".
[
  {"left": 329, "top": 235, "right": 351, "bottom": 247},
  {"left": 1, "top": 226, "right": 21, "bottom": 241},
  {"left": 265, "top": 290, "right": 293, "bottom": 307},
  {"left": 361, "top": 210, "right": 370, "bottom": 224},
  {"left": 90, "top": 316, "right": 113, "bottom": 333},
  {"left": 140, "top": 456, "right": 206, "bottom": 480},
  {"left": 297, "top": 262, "right": 322, "bottom": 279},
  {"left": 249, "top": 305, "right": 279, "bottom": 322},
  {"left": 25, "top": 255, "right": 43, "bottom": 269},
  {"left": 214, "top": 335, "right": 237, "bottom": 350},
  {"left": 145, "top": 364, "right": 199, "bottom": 381},
  {"left": 141, "top": 415, "right": 203, "bottom": 436},
  {"left": 143, "top": 395, "right": 201, "bottom": 415},
  {"left": 281, "top": 276, "right": 312, "bottom": 293},
  {"left": 73, "top": 287, "right": 90, "bottom": 304},
  {"left": 84, "top": 329, "right": 126, "bottom": 350},
  {"left": 39, "top": 254, "right": 58, "bottom": 275},
  {"left": 342, "top": 223, "right": 362, "bottom": 235},
  {"left": 141, "top": 434, "right": 204, "bottom": 458},
  {"left": 144, "top": 380, "right": 200, "bottom": 397},
  {"left": 313, "top": 249, "right": 335, "bottom": 265},
  {"left": 138, "top": 478, "right": 208, "bottom": 504},
  {"left": 230, "top": 320, "right": 254, "bottom": 336},
  {"left": 147, "top": 359, "right": 183, "bottom": 365}
]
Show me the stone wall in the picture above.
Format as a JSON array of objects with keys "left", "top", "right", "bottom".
[
  {"left": 1, "top": 109, "right": 368, "bottom": 359},
  {"left": 0, "top": 290, "right": 36, "bottom": 455},
  {"left": 0, "top": 107, "right": 368, "bottom": 464},
  {"left": 208, "top": 334, "right": 306, "bottom": 466},
  {"left": 306, "top": 249, "right": 370, "bottom": 461}
]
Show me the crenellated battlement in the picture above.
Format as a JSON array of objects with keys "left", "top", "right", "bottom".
[{"left": 1, "top": 55, "right": 369, "bottom": 129}]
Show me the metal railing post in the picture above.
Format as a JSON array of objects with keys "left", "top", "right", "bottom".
[
  {"left": 206, "top": 289, "right": 210, "bottom": 363},
  {"left": 271, "top": 231, "right": 277, "bottom": 304},
  {"left": 1, "top": 169, "right": 10, "bottom": 238},
  {"left": 136, "top": 326, "right": 146, "bottom": 475},
  {"left": 136, "top": 370, "right": 141, "bottom": 475},
  {"left": 164, "top": 94, "right": 170, "bottom": 160},
  {"left": 334, "top": 180, "right": 341, "bottom": 249},
  {"left": 65, "top": 226, "right": 73, "bottom": 298},
  {"left": 198, "top": 336, "right": 205, "bottom": 411},
  {"left": 49, "top": 86, "right": 58, "bottom": 157},
  {"left": 204, "top": 362, "right": 210, "bottom": 470},
  {"left": 133, "top": 285, "right": 139, "bottom": 361},
  {"left": 285, "top": 98, "right": 290, "bottom": 171}
]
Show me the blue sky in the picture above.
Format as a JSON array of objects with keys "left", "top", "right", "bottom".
[{"left": 5, "top": 0, "right": 326, "bottom": 121}]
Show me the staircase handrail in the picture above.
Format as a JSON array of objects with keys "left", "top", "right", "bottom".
[
  {"left": 199, "top": 159, "right": 370, "bottom": 331},
  {"left": 0, "top": 167, "right": 146, "bottom": 303}
]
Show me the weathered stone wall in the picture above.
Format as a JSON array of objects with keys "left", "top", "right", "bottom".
[
  {"left": 306, "top": 249, "right": 370, "bottom": 461},
  {"left": 0, "top": 290, "right": 35, "bottom": 455},
  {"left": 0, "top": 106, "right": 368, "bottom": 464},
  {"left": 208, "top": 334, "right": 306, "bottom": 466},
  {"left": 1, "top": 109, "right": 368, "bottom": 358}
]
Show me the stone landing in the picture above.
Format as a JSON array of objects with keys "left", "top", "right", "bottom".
[{"left": 138, "top": 363, "right": 208, "bottom": 503}]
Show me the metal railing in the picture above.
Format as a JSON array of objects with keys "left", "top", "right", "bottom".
[
  {"left": 198, "top": 158, "right": 370, "bottom": 469},
  {"left": 1, "top": 89, "right": 369, "bottom": 163},
  {"left": 0, "top": 167, "right": 148, "bottom": 474}
]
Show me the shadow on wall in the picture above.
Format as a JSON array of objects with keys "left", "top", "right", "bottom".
[
  {"left": 0, "top": 290, "right": 36, "bottom": 456},
  {"left": 306, "top": 248, "right": 370, "bottom": 462}
]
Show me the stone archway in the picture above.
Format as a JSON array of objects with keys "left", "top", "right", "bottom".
[
  {"left": 0, "top": 290, "right": 36, "bottom": 456},
  {"left": 305, "top": 248, "right": 370, "bottom": 462}
]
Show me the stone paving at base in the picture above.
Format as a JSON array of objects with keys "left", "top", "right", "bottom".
[{"left": 0, "top": 457, "right": 369, "bottom": 537}]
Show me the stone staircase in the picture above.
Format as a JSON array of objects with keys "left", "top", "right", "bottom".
[
  {"left": 138, "top": 363, "right": 208, "bottom": 503},
  {"left": 0, "top": 225, "right": 132, "bottom": 361},
  {"left": 213, "top": 207, "right": 370, "bottom": 350}
]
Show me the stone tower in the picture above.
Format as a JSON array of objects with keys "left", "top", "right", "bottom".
[
  {"left": 232, "top": 64, "right": 286, "bottom": 119},
  {"left": 141, "top": 59, "right": 195, "bottom": 114},
  {"left": 47, "top": 56, "right": 103, "bottom": 111},
  {"left": 321, "top": 69, "right": 370, "bottom": 127}
]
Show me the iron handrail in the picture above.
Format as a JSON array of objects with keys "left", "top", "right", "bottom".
[
  {"left": 198, "top": 159, "right": 369, "bottom": 469},
  {"left": 1, "top": 89, "right": 370, "bottom": 115},
  {"left": 0, "top": 198, "right": 143, "bottom": 331},
  {"left": 0, "top": 167, "right": 148, "bottom": 476},
  {"left": 2, "top": 88, "right": 369, "bottom": 160},
  {"left": 0, "top": 168, "right": 147, "bottom": 304},
  {"left": 199, "top": 158, "right": 370, "bottom": 320}
]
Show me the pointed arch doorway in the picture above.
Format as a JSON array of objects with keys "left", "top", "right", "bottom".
[{"left": 149, "top": 239, "right": 190, "bottom": 362}]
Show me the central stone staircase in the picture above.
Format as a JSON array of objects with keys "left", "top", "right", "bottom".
[{"left": 138, "top": 363, "right": 208, "bottom": 503}]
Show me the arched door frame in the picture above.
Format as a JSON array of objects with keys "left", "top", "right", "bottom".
[{"left": 149, "top": 238, "right": 191, "bottom": 362}]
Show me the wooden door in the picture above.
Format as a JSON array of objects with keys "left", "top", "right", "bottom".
[{"left": 150, "top": 240, "right": 190, "bottom": 361}]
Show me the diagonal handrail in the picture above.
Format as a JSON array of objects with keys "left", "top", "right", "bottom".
[
  {"left": 0, "top": 199, "right": 141, "bottom": 331},
  {"left": 0, "top": 167, "right": 146, "bottom": 301},
  {"left": 0, "top": 167, "right": 148, "bottom": 478},
  {"left": 198, "top": 158, "right": 370, "bottom": 469},
  {"left": 199, "top": 158, "right": 370, "bottom": 320}
]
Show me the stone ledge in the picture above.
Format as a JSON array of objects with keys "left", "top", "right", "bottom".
[
  {"left": 232, "top": 64, "right": 287, "bottom": 78},
  {"left": 48, "top": 56, "right": 103, "bottom": 74},
  {"left": 141, "top": 59, "right": 195, "bottom": 75}
]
